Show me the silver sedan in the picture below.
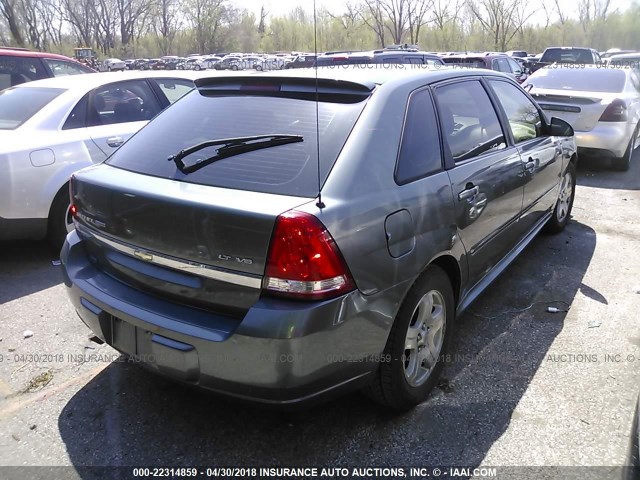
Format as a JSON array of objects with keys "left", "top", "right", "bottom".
[
  {"left": 524, "top": 65, "right": 640, "bottom": 170},
  {"left": 0, "top": 71, "right": 210, "bottom": 250}
]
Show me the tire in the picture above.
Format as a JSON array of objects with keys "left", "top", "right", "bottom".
[
  {"left": 195, "top": 65, "right": 201, "bottom": 71},
  {"left": 47, "top": 185, "right": 74, "bottom": 254},
  {"left": 231, "top": 65, "right": 238, "bottom": 71},
  {"left": 544, "top": 161, "right": 576, "bottom": 234},
  {"left": 612, "top": 127, "right": 637, "bottom": 171},
  {"left": 364, "top": 265, "right": 455, "bottom": 411}
]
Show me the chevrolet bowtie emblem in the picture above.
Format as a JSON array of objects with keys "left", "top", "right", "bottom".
[{"left": 133, "top": 250, "right": 153, "bottom": 262}]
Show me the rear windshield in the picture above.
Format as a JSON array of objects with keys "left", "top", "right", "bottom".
[
  {"left": 442, "top": 58, "right": 486, "bottom": 69},
  {"left": 541, "top": 48, "right": 594, "bottom": 63},
  {"left": 106, "top": 90, "right": 368, "bottom": 197},
  {"left": 0, "top": 86, "right": 65, "bottom": 129},
  {"left": 527, "top": 68, "right": 626, "bottom": 93}
]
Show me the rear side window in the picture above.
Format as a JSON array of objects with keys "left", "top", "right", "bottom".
[
  {"left": 0, "top": 86, "right": 65, "bottom": 129},
  {"left": 434, "top": 81, "right": 505, "bottom": 162},
  {"left": 396, "top": 89, "right": 442, "bottom": 184},
  {"left": 153, "top": 78, "right": 194, "bottom": 103},
  {"left": 0, "top": 55, "right": 48, "bottom": 89},
  {"left": 106, "top": 91, "right": 368, "bottom": 197}
]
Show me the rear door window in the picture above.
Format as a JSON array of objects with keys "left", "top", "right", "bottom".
[
  {"left": 86, "top": 80, "right": 162, "bottom": 127},
  {"left": 434, "top": 80, "right": 506, "bottom": 162},
  {"left": 106, "top": 90, "right": 368, "bottom": 197},
  {"left": 43, "top": 58, "right": 92, "bottom": 76}
]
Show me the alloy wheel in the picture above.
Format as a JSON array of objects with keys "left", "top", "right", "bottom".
[{"left": 403, "top": 290, "right": 446, "bottom": 387}]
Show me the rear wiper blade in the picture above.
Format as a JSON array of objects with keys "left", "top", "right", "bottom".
[{"left": 168, "top": 134, "right": 304, "bottom": 174}]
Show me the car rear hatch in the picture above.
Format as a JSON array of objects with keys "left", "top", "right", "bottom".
[
  {"left": 73, "top": 165, "right": 311, "bottom": 317},
  {"left": 71, "top": 74, "right": 373, "bottom": 317},
  {"left": 531, "top": 88, "right": 614, "bottom": 132}
]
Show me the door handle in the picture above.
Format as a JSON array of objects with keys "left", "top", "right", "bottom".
[
  {"left": 524, "top": 157, "right": 538, "bottom": 172},
  {"left": 458, "top": 185, "right": 479, "bottom": 201},
  {"left": 107, "top": 136, "right": 124, "bottom": 148}
]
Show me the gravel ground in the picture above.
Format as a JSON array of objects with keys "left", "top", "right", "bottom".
[{"left": 0, "top": 154, "right": 638, "bottom": 479}]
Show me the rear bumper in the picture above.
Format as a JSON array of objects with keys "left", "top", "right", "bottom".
[
  {"left": 575, "top": 122, "right": 634, "bottom": 158},
  {"left": 61, "top": 230, "right": 405, "bottom": 407}
]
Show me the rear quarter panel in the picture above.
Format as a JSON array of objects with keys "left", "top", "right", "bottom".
[{"left": 306, "top": 80, "right": 461, "bottom": 299}]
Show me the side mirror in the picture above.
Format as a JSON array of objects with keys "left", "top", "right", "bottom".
[{"left": 548, "top": 117, "right": 574, "bottom": 137}]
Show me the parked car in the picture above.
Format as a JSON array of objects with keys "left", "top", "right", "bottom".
[
  {"left": 602, "top": 48, "right": 637, "bottom": 59},
  {"left": 132, "top": 59, "right": 150, "bottom": 70},
  {"left": 61, "top": 67, "right": 577, "bottom": 410},
  {"left": 529, "top": 47, "right": 602, "bottom": 73},
  {"left": 254, "top": 56, "right": 287, "bottom": 71},
  {"left": 146, "top": 59, "right": 164, "bottom": 70},
  {"left": 315, "top": 49, "right": 445, "bottom": 67},
  {"left": 161, "top": 56, "right": 181, "bottom": 69},
  {"left": 441, "top": 53, "right": 528, "bottom": 83},
  {"left": 0, "top": 71, "right": 204, "bottom": 250},
  {"left": 284, "top": 54, "right": 317, "bottom": 69},
  {"left": 0, "top": 47, "right": 94, "bottom": 90},
  {"left": 524, "top": 65, "right": 640, "bottom": 170},
  {"left": 99, "top": 58, "right": 126, "bottom": 72},
  {"left": 604, "top": 52, "right": 640, "bottom": 70},
  {"left": 124, "top": 59, "right": 135, "bottom": 70}
]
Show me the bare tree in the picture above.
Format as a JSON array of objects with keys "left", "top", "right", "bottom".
[
  {"left": 184, "top": 0, "right": 227, "bottom": 53},
  {"left": 116, "top": 0, "right": 154, "bottom": 53},
  {"left": 578, "top": 0, "right": 611, "bottom": 30},
  {"left": 359, "top": 0, "right": 386, "bottom": 46},
  {"left": 467, "top": 0, "right": 534, "bottom": 51},
  {"left": 92, "top": 0, "right": 117, "bottom": 54},
  {"left": 61, "top": 0, "right": 95, "bottom": 47},
  {"left": 407, "top": 0, "right": 434, "bottom": 44},
  {"left": 17, "top": 0, "right": 62, "bottom": 49},
  {"left": 553, "top": 0, "right": 568, "bottom": 25},
  {"left": 0, "top": 0, "right": 25, "bottom": 46},
  {"left": 153, "top": 0, "right": 181, "bottom": 55},
  {"left": 359, "top": 0, "right": 433, "bottom": 46},
  {"left": 258, "top": 5, "right": 267, "bottom": 35}
]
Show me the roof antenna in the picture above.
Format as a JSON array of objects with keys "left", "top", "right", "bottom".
[{"left": 313, "top": 0, "right": 325, "bottom": 209}]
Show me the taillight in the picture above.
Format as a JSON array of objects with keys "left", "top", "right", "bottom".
[
  {"left": 263, "top": 211, "right": 356, "bottom": 300},
  {"left": 599, "top": 99, "right": 628, "bottom": 122},
  {"left": 69, "top": 176, "right": 77, "bottom": 217}
]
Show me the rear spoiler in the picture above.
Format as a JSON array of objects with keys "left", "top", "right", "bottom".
[{"left": 194, "top": 75, "right": 375, "bottom": 103}]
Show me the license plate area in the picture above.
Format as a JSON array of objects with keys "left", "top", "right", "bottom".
[{"left": 111, "top": 315, "right": 138, "bottom": 355}]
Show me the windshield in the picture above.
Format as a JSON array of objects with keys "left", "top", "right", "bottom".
[
  {"left": 0, "top": 87, "right": 65, "bottom": 129},
  {"left": 525, "top": 68, "right": 626, "bottom": 93},
  {"left": 107, "top": 90, "right": 368, "bottom": 197}
]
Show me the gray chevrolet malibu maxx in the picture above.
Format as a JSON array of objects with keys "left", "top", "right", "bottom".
[{"left": 62, "top": 67, "right": 577, "bottom": 410}]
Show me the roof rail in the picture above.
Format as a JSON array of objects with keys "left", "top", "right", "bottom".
[{"left": 384, "top": 44, "right": 419, "bottom": 51}]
